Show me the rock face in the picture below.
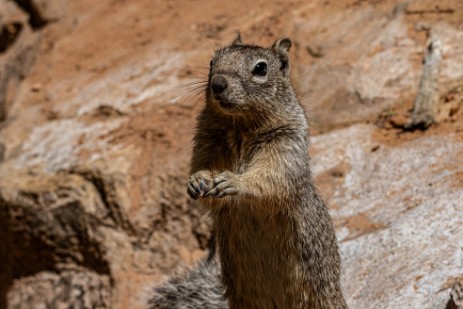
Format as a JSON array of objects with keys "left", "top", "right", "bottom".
[
  {"left": 312, "top": 124, "right": 463, "bottom": 308},
  {"left": 0, "top": 0, "right": 462, "bottom": 308},
  {"left": 0, "top": 0, "right": 40, "bottom": 120},
  {"left": 7, "top": 270, "right": 110, "bottom": 309},
  {"left": 289, "top": 1, "right": 463, "bottom": 132}
]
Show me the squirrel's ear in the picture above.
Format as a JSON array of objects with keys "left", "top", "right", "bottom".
[
  {"left": 231, "top": 30, "right": 243, "bottom": 46},
  {"left": 272, "top": 37, "right": 291, "bottom": 77},
  {"left": 272, "top": 37, "right": 292, "bottom": 54}
]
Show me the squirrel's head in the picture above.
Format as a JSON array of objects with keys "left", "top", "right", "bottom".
[{"left": 207, "top": 31, "right": 293, "bottom": 116}]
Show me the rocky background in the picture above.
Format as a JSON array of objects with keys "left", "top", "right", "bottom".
[{"left": 0, "top": 0, "right": 462, "bottom": 308}]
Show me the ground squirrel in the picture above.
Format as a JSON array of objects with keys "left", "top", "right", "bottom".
[{"left": 149, "top": 32, "right": 348, "bottom": 309}]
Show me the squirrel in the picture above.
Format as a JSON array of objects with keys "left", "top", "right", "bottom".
[{"left": 149, "top": 32, "right": 348, "bottom": 309}]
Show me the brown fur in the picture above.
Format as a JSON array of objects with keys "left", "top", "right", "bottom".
[{"left": 187, "top": 33, "right": 348, "bottom": 309}]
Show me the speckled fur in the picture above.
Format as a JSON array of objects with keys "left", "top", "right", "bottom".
[
  {"left": 149, "top": 33, "right": 347, "bottom": 309},
  {"left": 148, "top": 257, "right": 227, "bottom": 309}
]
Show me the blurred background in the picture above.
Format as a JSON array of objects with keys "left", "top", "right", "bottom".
[{"left": 0, "top": 0, "right": 462, "bottom": 308}]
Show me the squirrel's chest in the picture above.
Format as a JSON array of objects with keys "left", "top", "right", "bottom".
[{"left": 224, "top": 131, "right": 258, "bottom": 172}]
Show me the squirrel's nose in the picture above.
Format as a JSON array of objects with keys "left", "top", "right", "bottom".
[{"left": 211, "top": 75, "right": 228, "bottom": 95}]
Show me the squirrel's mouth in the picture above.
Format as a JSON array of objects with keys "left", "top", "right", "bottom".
[
  {"left": 212, "top": 94, "right": 236, "bottom": 110},
  {"left": 218, "top": 97, "right": 235, "bottom": 108}
]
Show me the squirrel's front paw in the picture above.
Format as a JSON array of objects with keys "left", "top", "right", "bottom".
[
  {"left": 187, "top": 170, "right": 214, "bottom": 199},
  {"left": 204, "top": 171, "right": 239, "bottom": 198}
]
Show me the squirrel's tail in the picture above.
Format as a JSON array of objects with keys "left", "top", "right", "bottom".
[{"left": 147, "top": 256, "right": 227, "bottom": 309}]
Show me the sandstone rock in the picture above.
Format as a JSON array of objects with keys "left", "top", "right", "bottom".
[
  {"left": 0, "top": 111, "right": 207, "bottom": 308},
  {"left": 290, "top": 2, "right": 463, "bottom": 131},
  {"left": 6, "top": 270, "right": 111, "bottom": 309},
  {"left": 291, "top": 6, "right": 419, "bottom": 131},
  {"left": 11, "top": 0, "right": 66, "bottom": 29},
  {"left": 0, "top": 0, "right": 40, "bottom": 121},
  {"left": 449, "top": 277, "right": 463, "bottom": 309},
  {"left": 0, "top": 171, "right": 112, "bottom": 308},
  {"left": 312, "top": 124, "right": 463, "bottom": 308}
]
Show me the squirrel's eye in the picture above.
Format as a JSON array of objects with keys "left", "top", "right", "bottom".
[
  {"left": 210, "top": 60, "right": 214, "bottom": 68},
  {"left": 252, "top": 61, "right": 267, "bottom": 76}
]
